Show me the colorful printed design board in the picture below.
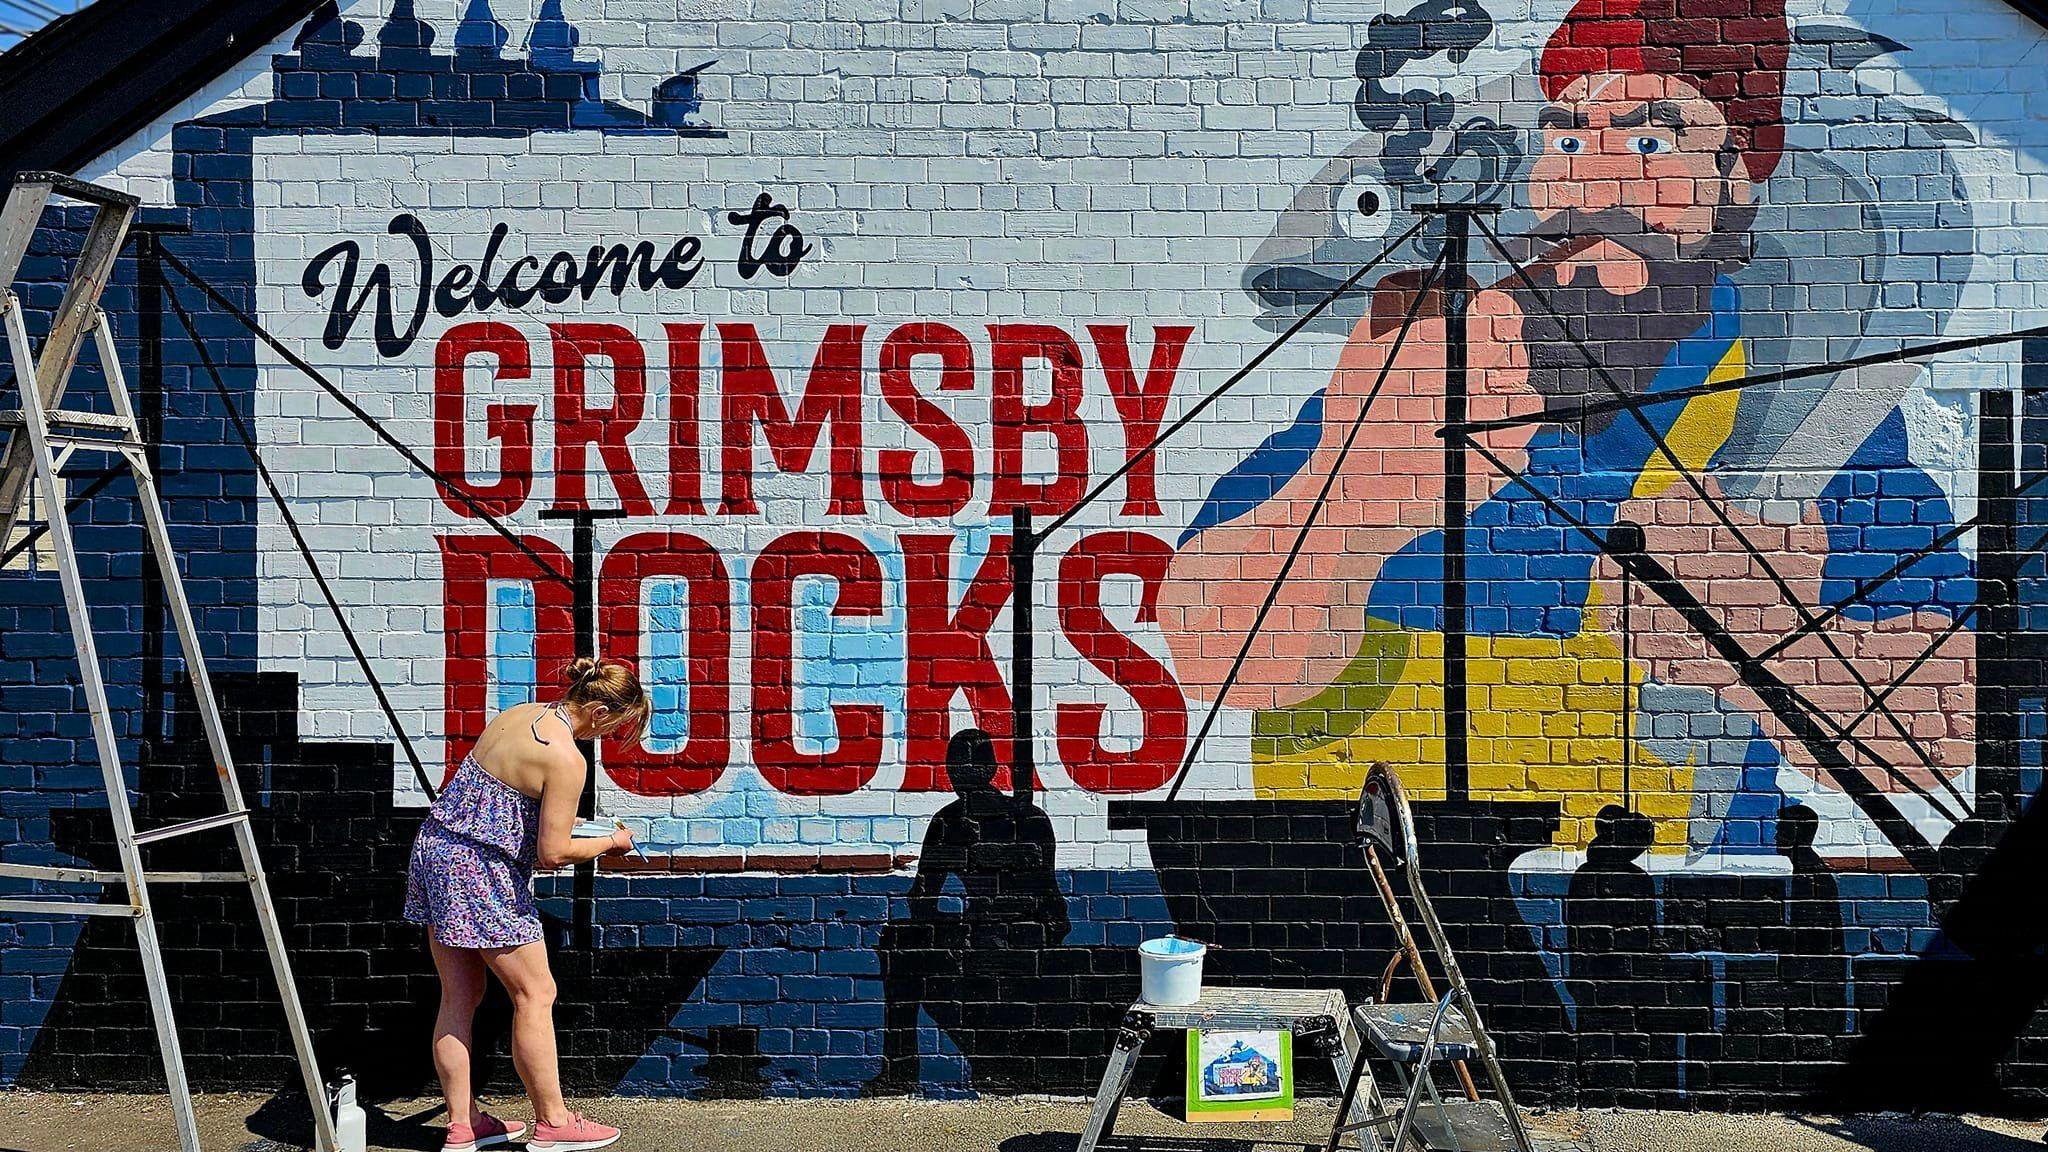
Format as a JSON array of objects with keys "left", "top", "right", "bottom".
[{"left": 1184, "top": 1029, "right": 1294, "bottom": 1122}]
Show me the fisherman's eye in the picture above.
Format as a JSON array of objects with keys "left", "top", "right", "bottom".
[
  {"left": 1553, "top": 135, "right": 1585, "bottom": 155},
  {"left": 1630, "top": 136, "right": 1668, "bottom": 155}
]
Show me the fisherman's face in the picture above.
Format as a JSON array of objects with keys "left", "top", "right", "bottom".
[
  {"left": 1526, "top": 72, "right": 1752, "bottom": 295},
  {"left": 1514, "top": 71, "right": 1757, "bottom": 419}
]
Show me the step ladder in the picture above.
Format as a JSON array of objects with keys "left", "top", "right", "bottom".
[
  {"left": 1078, "top": 985, "right": 1371, "bottom": 1152},
  {"left": 1326, "top": 765, "right": 1536, "bottom": 1152},
  {"left": 0, "top": 172, "right": 338, "bottom": 1152}
]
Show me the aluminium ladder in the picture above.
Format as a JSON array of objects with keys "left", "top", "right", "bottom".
[
  {"left": 1326, "top": 764, "right": 1536, "bottom": 1152},
  {"left": 0, "top": 172, "right": 338, "bottom": 1152}
]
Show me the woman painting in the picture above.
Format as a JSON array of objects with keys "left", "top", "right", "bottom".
[{"left": 404, "top": 657, "right": 650, "bottom": 1152}]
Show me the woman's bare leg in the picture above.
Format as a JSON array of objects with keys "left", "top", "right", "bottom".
[
  {"left": 483, "top": 939, "right": 570, "bottom": 1127},
  {"left": 429, "top": 939, "right": 490, "bottom": 1128}
]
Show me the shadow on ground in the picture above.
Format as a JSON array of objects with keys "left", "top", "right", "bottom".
[
  {"left": 1791, "top": 1115, "right": 2045, "bottom": 1151},
  {"left": 244, "top": 1090, "right": 446, "bottom": 1152},
  {"left": 1002, "top": 1137, "right": 1318, "bottom": 1152}
]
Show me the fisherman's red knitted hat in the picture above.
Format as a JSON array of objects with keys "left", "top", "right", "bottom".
[{"left": 1537, "top": 0, "right": 1790, "bottom": 181}]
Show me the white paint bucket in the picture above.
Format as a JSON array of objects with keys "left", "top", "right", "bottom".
[{"left": 1138, "top": 935, "right": 1206, "bottom": 1006}]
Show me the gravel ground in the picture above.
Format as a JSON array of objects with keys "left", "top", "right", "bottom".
[{"left": 2, "top": 1091, "right": 2044, "bottom": 1152}]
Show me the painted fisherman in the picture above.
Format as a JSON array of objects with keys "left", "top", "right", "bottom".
[{"left": 1159, "top": 0, "right": 1973, "bottom": 856}]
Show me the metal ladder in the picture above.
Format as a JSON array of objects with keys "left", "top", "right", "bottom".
[
  {"left": 0, "top": 171, "right": 338, "bottom": 1152},
  {"left": 1326, "top": 764, "right": 1536, "bottom": 1152}
]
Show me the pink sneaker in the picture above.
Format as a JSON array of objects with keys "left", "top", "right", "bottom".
[
  {"left": 529, "top": 1112, "right": 622, "bottom": 1151},
  {"left": 445, "top": 1112, "right": 527, "bottom": 1152}
]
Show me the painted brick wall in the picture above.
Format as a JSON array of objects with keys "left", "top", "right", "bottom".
[{"left": 4, "top": 0, "right": 2048, "bottom": 1112}]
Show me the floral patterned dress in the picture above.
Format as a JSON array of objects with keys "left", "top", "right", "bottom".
[{"left": 403, "top": 755, "right": 543, "bottom": 949}]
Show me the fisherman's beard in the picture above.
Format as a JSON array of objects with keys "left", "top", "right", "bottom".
[{"left": 1510, "top": 206, "right": 1750, "bottom": 435}]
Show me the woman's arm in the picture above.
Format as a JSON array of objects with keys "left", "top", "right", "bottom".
[{"left": 535, "top": 750, "right": 629, "bottom": 870}]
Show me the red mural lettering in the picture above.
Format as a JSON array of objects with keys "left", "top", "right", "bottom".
[
  {"left": 599, "top": 532, "right": 733, "bottom": 796},
  {"left": 438, "top": 533, "right": 575, "bottom": 786},
  {"left": 877, "top": 323, "right": 976, "bottom": 519},
  {"left": 901, "top": 534, "right": 1014, "bottom": 791},
  {"left": 718, "top": 322, "right": 867, "bottom": 516},
  {"left": 550, "top": 322, "right": 654, "bottom": 516},
  {"left": 1057, "top": 531, "right": 1187, "bottom": 793},
  {"left": 1090, "top": 324, "right": 1193, "bottom": 518},
  {"left": 751, "top": 531, "right": 885, "bottom": 795},
  {"left": 433, "top": 322, "right": 536, "bottom": 518},
  {"left": 989, "top": 323, "right": 1088, "bottom": 518},
  {"left": 664, "top": 323, "right": 707, "bottom": 516}
]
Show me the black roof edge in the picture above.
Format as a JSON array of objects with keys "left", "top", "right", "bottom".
[{"left": 0, "top": 0, "right": 324, "bottom": 189}]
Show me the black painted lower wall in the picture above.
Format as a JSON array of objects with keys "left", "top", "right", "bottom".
[{"left": 4, "top": 676, "right": 2047, "bottom": 1111}]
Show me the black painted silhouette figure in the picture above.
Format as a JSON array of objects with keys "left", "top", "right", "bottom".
[
  {"left": 1770, "top": 803, "right": 1849, "bottom": 1084},
  {"left": 1564, "top": 805, "right": 1668, "bottom": 1090},
  {"left": 1776, "top": 803, "right": 1827, "bottom": 874},
  {"left": 873, "top": 728, "right": 1069, "bottom": 1092},
  {"left": 1566, "top": 805, "right": 1658, "bottom": 963}
]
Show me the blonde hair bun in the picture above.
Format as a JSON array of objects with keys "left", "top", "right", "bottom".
[{"left": 559, "top": 657, "right": 651, "bottom": 748}]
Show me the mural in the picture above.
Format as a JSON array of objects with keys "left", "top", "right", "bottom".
[
  {"left": 1205, "top": 0, "right": 1977, "bottom": 848},
  {"left": 3, "top": 0, "right": 2048, "bottom": 1114}
]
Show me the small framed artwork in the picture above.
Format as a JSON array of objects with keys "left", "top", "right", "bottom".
[{"left": 1184, "top": 1028, "right": 1295, "bottom": 1123}]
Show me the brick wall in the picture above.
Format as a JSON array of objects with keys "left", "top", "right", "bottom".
[{"left": 4, "top": 0, "right": 2048, "bottom": 1111}]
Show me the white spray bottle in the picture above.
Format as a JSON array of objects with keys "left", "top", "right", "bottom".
[{"left": 331, "top": 1072, "right": 367, "bottom": 1152}]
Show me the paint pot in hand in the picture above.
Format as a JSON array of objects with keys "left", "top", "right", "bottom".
[{"left": 1138, "top": 935, "right": 1207, "bottom": 1006}]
